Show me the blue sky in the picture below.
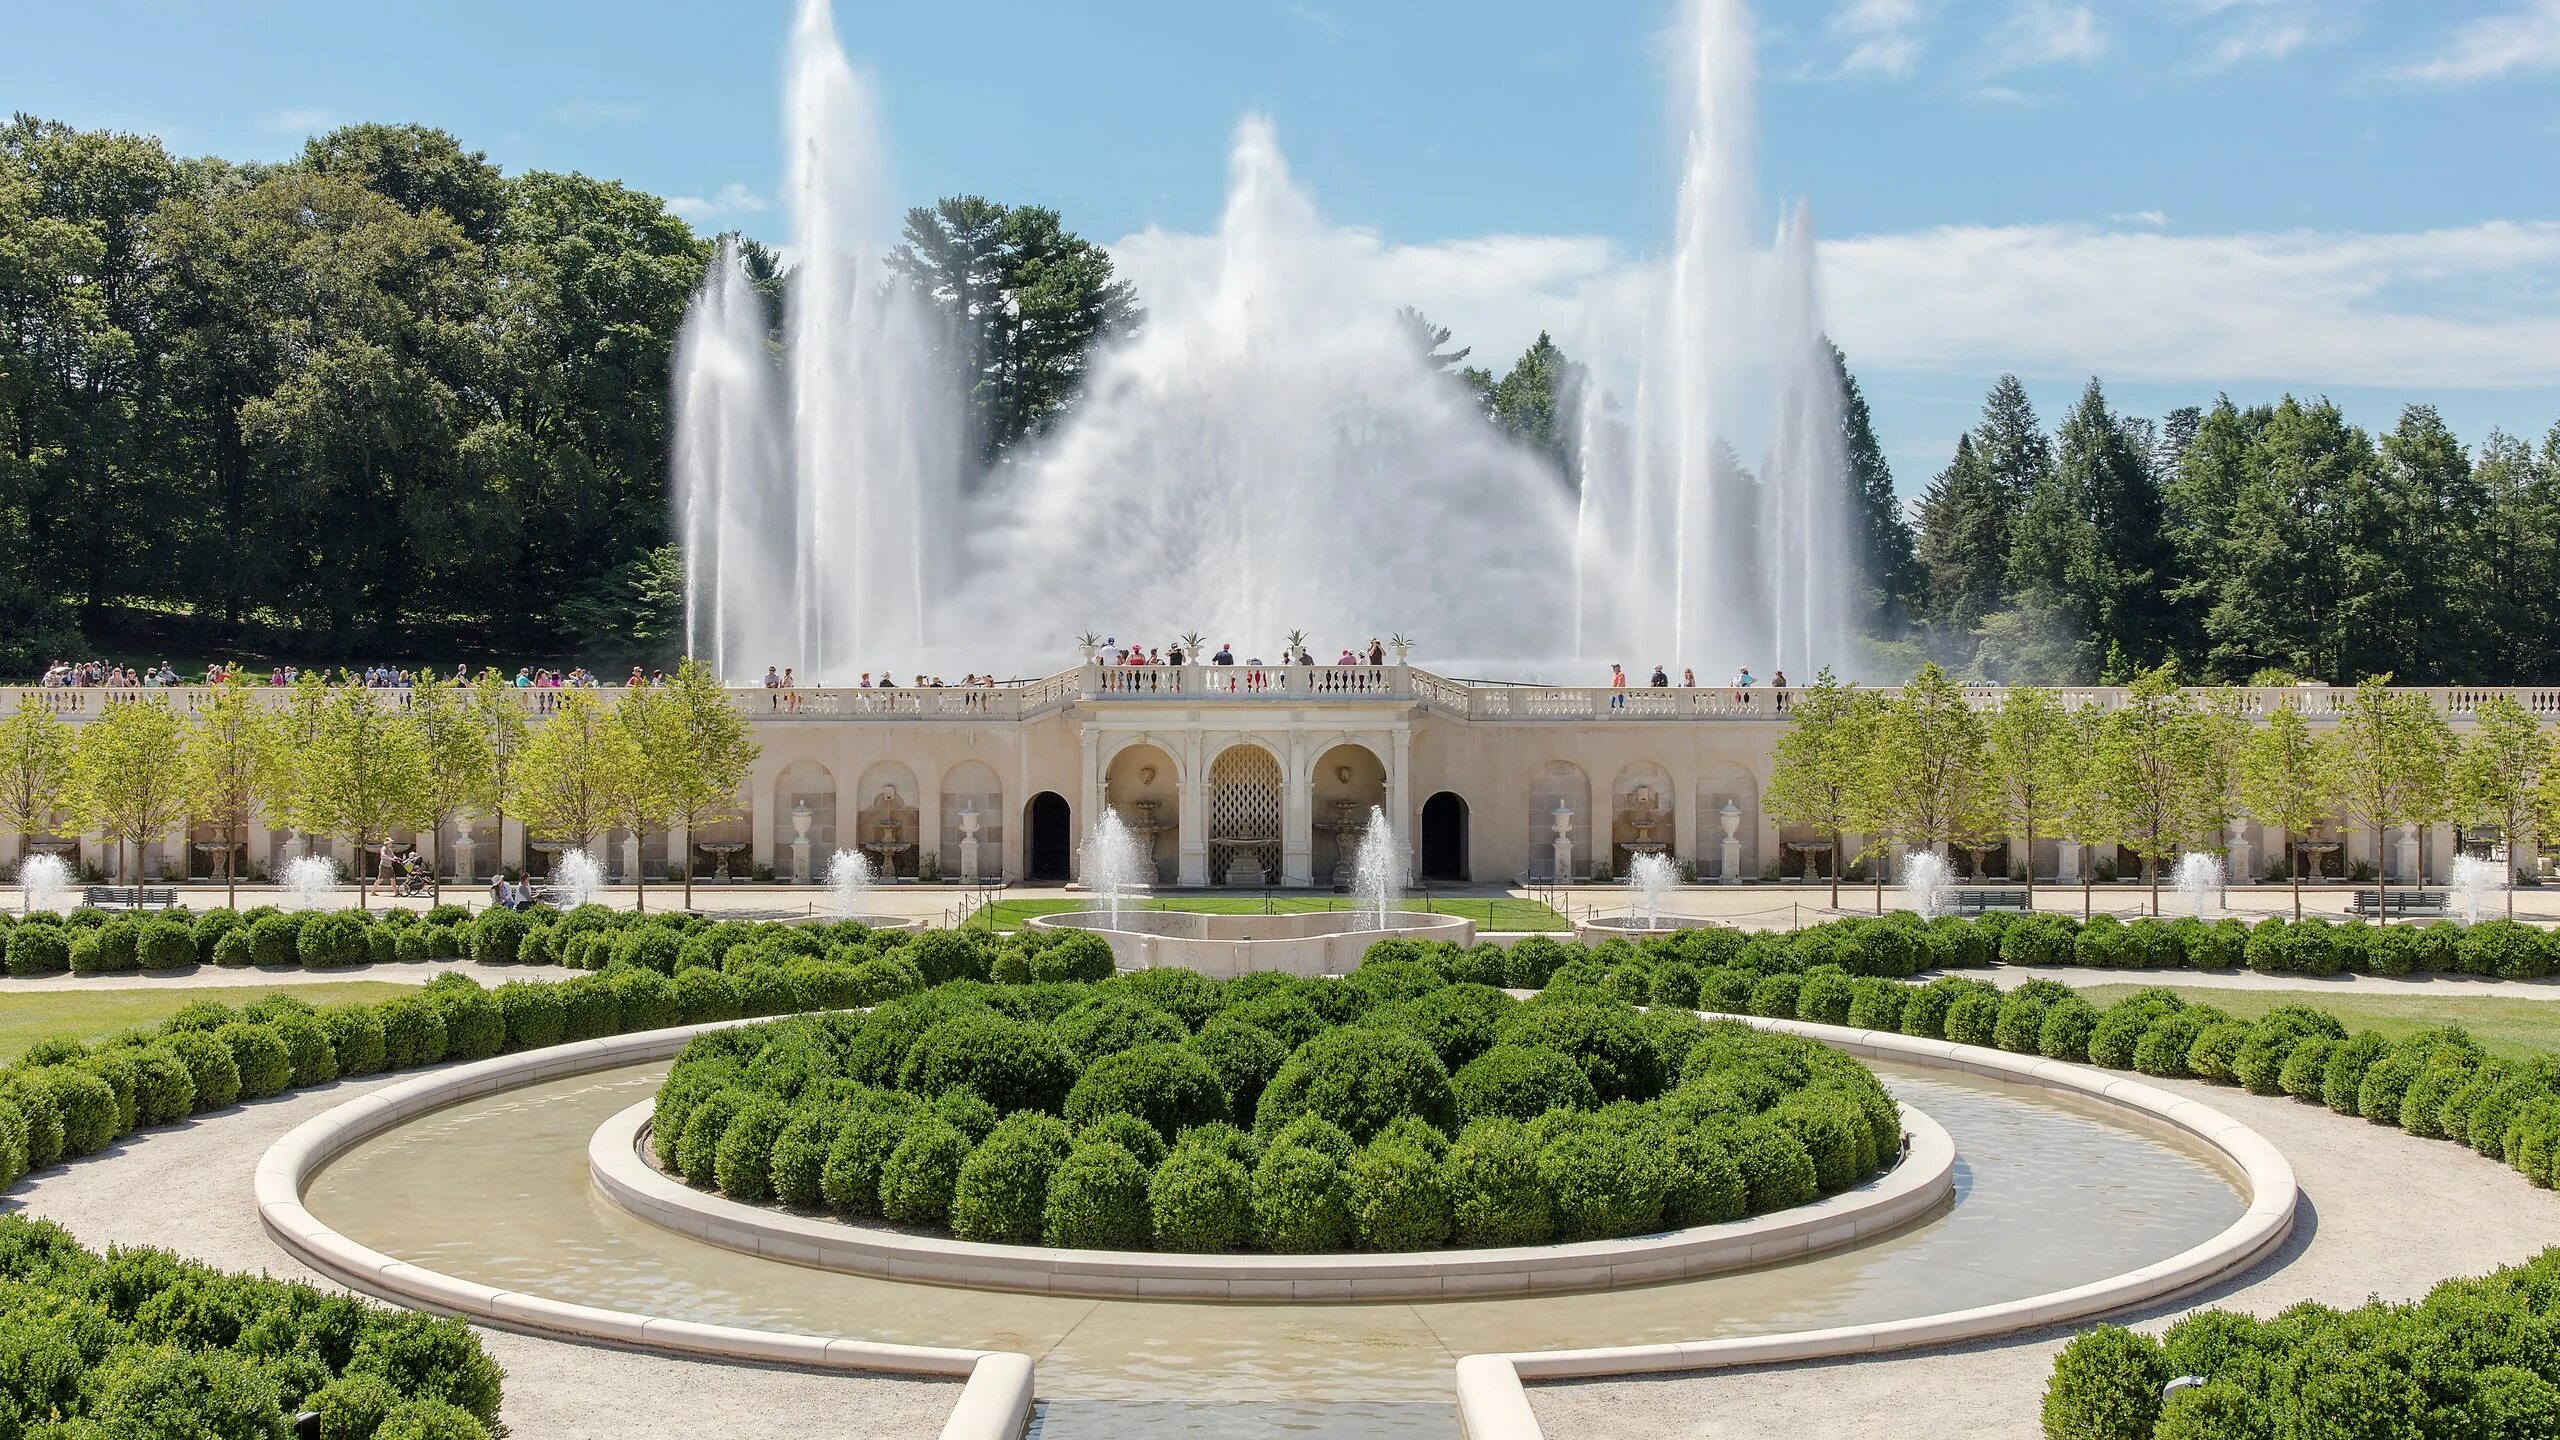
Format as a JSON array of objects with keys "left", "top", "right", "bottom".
[{"left": 10, "top": 0, "right": 2558, "bottom": 492}]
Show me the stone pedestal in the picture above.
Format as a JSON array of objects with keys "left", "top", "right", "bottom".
[
  {"left": 1548, "top": 801, "right": 1577, "bottom": 883},
  {"left": 1227, "top": 860, "right": 1269, "bottom": 888},
  {"left": 1718, "top": 800, "right": 1742, "bottom": 886},
  {"left": 2227, "top": 819, "right": 2253, "bottom": 886},
  {"left": 620, "top": 832, "right": 641, "bottom": 885},
  {"left": 957, "top": 802, "right": 983, "bottom": 884},
  {"left": 2056, "top": 839, "right": 2080, "bottom": 883},
  {"left": 449, "top": 832, "right": 476, "bottom": 885},
  {"left": 2395, "top": 821, "right": 2420, "bottom": 883}
]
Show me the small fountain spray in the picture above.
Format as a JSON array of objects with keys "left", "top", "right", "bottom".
[
  {"left": 1898, "top": 852, "right": 1955, "bottom": 921},
  {"left": 1083, "top": 809, "right": 1145, "bottom": 930},
  {"left": 552, "top": 850, "right": 603, "bottom": 910},
  {"left": 1353, "top": 806, "right": 1402, "bottom": 931},
  {"left": 282, "top": 854, "right": 339, "bottom": 910},
  {"left": 2170, "top": 853, "right": 2220, "bottom": 920},
  {"left": 17, "top": 852, "right": 70, "bottom": 913},
  {"left": 825, "top": 849, "right": 874, "bottom": 920},
  {"left": 2448, "top": 853, "right": 2504, "bottom": 926},
  {"left": 1625, "top": 851, "right": 1680, "bottom": 931}
]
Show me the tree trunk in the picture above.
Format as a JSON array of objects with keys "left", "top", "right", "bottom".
[
  {"left": 2082, "top": 870, "right": 2093, "bottom": 922},
  {"left": 2374, "top": 824, "right": 2387, "bottom": 926},
  {"left": 2291, "top": 849, "right": 2303, "bottom": 922},
  {"left": 634, "top": 833, "right": 647, "bottom": 915},
  {"left": 1827, "top": 828, "right": 1840, "bottom": 911}
]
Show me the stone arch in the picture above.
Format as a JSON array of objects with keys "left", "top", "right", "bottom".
[
  {"left": 849, "top": 760, "right": 919, "bottom": 880},
  {"left": 1024, "top": 792, "right": 1072, "bottom": 881},
  {"left": 1310, "top": 741, "right": 1388, "bottom": 887},
  {"left": 1610, "top": 761, "right": 1676, "bottom": 875},
  {"left": 937, "top": 761, "right": 1004, "bottom": 884},
  {"left": 1207, "top": 743, "right": 1284, "bottom": 885},
  {"left": 1103, "top": 741, "right": 1181, "bottom": 885},
  {"left": 1527, "top": 760, "right": 1593, "bottom": 881},
  {"left": 1695, "top": 760, "right": 1761, "bottom": 882},
  {"left": 772, "top": 760, "right": 839, "bottom": 882}
]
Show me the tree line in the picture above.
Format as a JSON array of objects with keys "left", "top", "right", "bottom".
[
  {"left": 1896, "top": 378, "right": 2560, "bottom": 685},
  {"left": 0, "top": 660, "right": 757, "bottom": 909},
  {"left": 1765, "top": 665, "right": 2555, "bottom": 921}
]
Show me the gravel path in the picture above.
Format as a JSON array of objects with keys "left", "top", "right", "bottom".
[
  {"left": 2, "top": 1070, "right": 960, "bottom": 1440},
  {"left": 1528, "top": 1078, "right": 2560, "bottom": 1439},
  {"left": 1961, "top": 965, "right": 2560, "bottom": 998}
]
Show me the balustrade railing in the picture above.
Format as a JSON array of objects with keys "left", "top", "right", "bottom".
[{"left": 7, "top": 677, "right": 2555, "bottom": 725}]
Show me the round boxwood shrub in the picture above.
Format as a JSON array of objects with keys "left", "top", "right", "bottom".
[
  {"left": 2458, "top": 920, "right": 2550, "bottom": 980},
  {"left": 211, "top": 928, "right": 258, "bottom": 969},
  {"left": 1251, "top": 1140, "right": 1353, "bottom": 1253},
  {"left": 1347, "top": 1137, "right": 1450, "bottom": 1251},
  {"left": 1441, "top": 1118, "right": 1552, "bottom": 1246},
  {"left": 1185, "top": 1020, "right": 1288, "bottom": 1123},
  {"left": 1538, "top": 1121, "right": 1669, "bottom": 1239},
  {"left": 245, "top": 913, "right": 299, "bottom": 968},
  {"left": 1793, "top": 966, "right": 1856, "bottom": 1025},
  {"left": 215, "top": 1022, "right": 294, "bottom": 1099},
  {"left": 1844, "top": 977, "right": 1906, "bottom": 1032},
  {"left": 346, "top": 1310, "right": 504, "bottom": 1423},
  {"left": 1451, "top": 1044, "right": 1598, "bottom": 1124},
  {"left": 880, "top": 1120, "right": 972, "bottom": 1225},
  {"left": 5, "top": 924, "right": 70, "bottom": 976},
  {"left": 1255, "top": 1027, "right": 1457, "bottom": 1142},
  {"left": 951, "top": 1112, "right": 1073, "bottom": 1244},
  {"left": 375, "top": 997, "right": 449, "bottom": 1071},
  {"left": 270, "top": 1013, "right": 338, "bottom": 1087},
  {"left": 2321, "top": 1031, "right": 2391, "bottom": 1115},
  {"left": 161, "top": 1029, "right": 241, "bottom": 1112},
  {"left": 2041, "top": 1324, "right": 2166, "bottom": 1440},
  {"left": 1495, "top": 1001, "right": 1662, "bottom": 1102},
  {"left": 909, "top": 929, "right": 991, "bottom": 986},
  {"left": 495, "top": 982, "right": 566, "bottom": 1053},
  {"left": 129, "top": 1044, "right": 197, "bottom": 1124},
  {"left": 899, "top": 1012, "right": 1076, "bottom": 1116},
  {"left": 321, "top": 1004, "right": 389, "bottom": 1077},
  {"left": 1748, "top": 972, "right": 1804, "bottom": 1020},
  {"left": 1149, "top": 1142, "right": 1254, "bottom": 1252},
  {"left": 769, "top": 1109, "right": 842, "bottom": 1209},
  {"left": 1732, "top": 1125, "right": 1819, "bottom": 1214},
  {"left": 1041, "top": 1138, "right": 1153, "bottom": 1249},
  {"left": 135, "top": 919, "right": 195, "bottom": 971},
  {"left": 1064, "top": 1044, "right": 1227, "bottom": 1138},
  {"left": 713, "top": 1097, "right": 792, "bottom": 1202},
  {"left": 820, "top": 1110, "right": 908, "bottom": 1217},
  {"left": 2277, "top": 1035, "right": 2338, "bottom": 1100},
  {"left": 424, "top": 982, "right": 502, "bottom": 1061},
  {"left": 469, "top": 908, "right": 529, "bottom": 964},
  {"left": 1942, "top": 989, "right": 2003, "bottom": 1049},
  {"left": 68, "top": 922, "right": 141, "bottom": 974}
]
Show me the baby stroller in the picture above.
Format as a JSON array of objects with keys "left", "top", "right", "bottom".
[{"left": 390, "top": 854, "right": 434, "bottom": 899}]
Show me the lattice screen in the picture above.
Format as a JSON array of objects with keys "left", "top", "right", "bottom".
[{"left": 1209, "top": 746, "right": 1283, "bottom": 883}]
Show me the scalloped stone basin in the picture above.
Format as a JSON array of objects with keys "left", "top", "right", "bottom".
[
  {"left": 1028, "top": 909, "right": 1473, "bottom": 976},
  {"left": 1572, "top": 915, "right": 1710, "bottom": 943}
]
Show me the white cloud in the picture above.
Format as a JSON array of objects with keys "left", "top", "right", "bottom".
[
  {"left": 2399, "top": 0, "right": 2560, "bottom": 84},
  {"left": 1828, "top": 0, "right": 1926, "bottom": 79},
  {"left": 554, "top": 100, "right": 643, "bottom": 127},
  {"left": 2106, "top": 210, "right": 2171, "bottom": 228},
  {"left": 1977, "top": 0, "right": 2106, "bottom": 76},
  {"left": 666, "top": 183, "right": 769, "bottom": 223},
  {"left": 1820, "top": 220, "right": 2560, "bottom": 389},
  {"left": 264, "top": 107, "right": 335, "bottom": 134}
]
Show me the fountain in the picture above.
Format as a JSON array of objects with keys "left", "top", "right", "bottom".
[
  {"left": 825, "top": 849, "right": 874, "bottom": 920},
  {"left": 17, "top": 851, "right": 70, "bottom": 913},
  {"left": 1082, "top": 809, "right": 1150, "bottom": 930},
  {"left": 282, "top": 854, "right": 339, "bottom": 910},
  {"left": 1624, "top": 852, "right": 1680, "bottom": 930},
  {"left": 857, "top": 788, "right": 917, "bottom": 881},
  {"left": 1899, "top": 852, "right": 1955, "bottom": 921},
  {"left": 1351, "top": 806, "right": 1401, "bottom": 932},
  {"left": 1616, "top": 785, "right": 1670, "bottom": 872},
  {"left": 552, "top": 850, "right": 603, "bottom": 911},
  {"left": 674, "top": 0, "right": 1846, "bottom": 681},
  {"left": 2448, "top": 853, "right": 2504, "bottom": 926},
  {"left": 2171, "top": 852, "right": 2221, "bottom": 920}
]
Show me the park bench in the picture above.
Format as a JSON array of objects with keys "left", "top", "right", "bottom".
[
  {"left": 1946, "top": 887, "right": 2033, "bottom": 915},
  {"left": 82, "top": 885, "right": 177, "bottom": 911},
  {"left": 2347, "top": 889, "right": 2450, "bottom": 918}
]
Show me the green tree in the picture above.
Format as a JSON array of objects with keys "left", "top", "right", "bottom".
[
  {"left": 2329, "top": 676, "right": 2455, "bottom": 920},
  {"left": 1914, "top": 433, "right": 2010, "bottom": 644},
  {"left": 1763, "top": 668, "right": 1878, "bottom": 909},
  {"left": 0, "top": 702, "right": 76, "bottom": 855},
  {"left": 2093, "top": 664, "right": 2201, "bottom": 914},
  {"left": 180, "top": 682, "right": 284, "bottom": 904},
  {"left": 1866, "top": 663, "right": 1992, "bottom": 897},
  {"left": 468, "top": 671, "right": 530, "bottom": 872},
  {"left": 2057, "top": 702, "right": 2124, "bottom": 919},
  {"left": 1831, "top": 342, "right": 1918, "bottom": 642},
  {"left": 2184, "top": 686, "right": 2251, "bottom": 903},
  {"left": 67, "top": 696, "right": 188, "bottom": 882},
  {"left": 407, "top": 672, "right": 492, "bottom": 903},
  {"left": 629, "top": 659, "right": 760, "bottom": 910},
  {"left": 1985, "top": 686, "right": 2072, "bottom": 887},
  {"left": 2453, "top": 695, "right": 2550, "bottom": 916},
  {"left": 604, "top": 685, "right": 670, "bottom": 913},
  {"left": 2201, "top": 397, "right": 2375, "bottom": 682},
  {"left": 302, "top": 686, "right": 430, "bottom": 909},
  {"left": 2008, "top": 380, "right": 2170, "bottom": 677},
  {"left": 2236, "top": 704, "right": 2333, "bottom": 921},
  {"left": 507, "top": 689, "right": 635, "bottom": 868},
  {"left": 1488, "top": 332, "right": 1586, "bottom": 486}
]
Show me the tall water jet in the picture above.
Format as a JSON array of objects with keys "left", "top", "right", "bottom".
[
  {"left": 16, "top": 852, "right": 69, "bottom": 913},
  {"left": 2448, "top": 853, "right": 2504, "bottom": 926},
  {"left": 1625, "top": 851, "right": 1680, "bottom": 930},
  {"left": 674, "top": 239, "right": 787, "bottom": 681},
  {"left": 2170, "top": 852, "right": 2220, "bottom": 920},
  {"left": 1082, "top": 809, "right": 1147, "bottom": 930},
  {"left": 283, "top": 855, "right": 339, "bottom": 911},
  {"left": 552, "top": 850, "right": 603, "bottom": 911},
  {"left": 977, "top": 117, "right": 1579, "bottom": 669},
  {"left": 1352, "top": 806, "right": 1402, "bottom": 931},
  {"left": 825, "top": 849, "right": 874, "bottom": 920},
  {"left": 1898, "top": 851, "right": 1954, "bottom": 921}
]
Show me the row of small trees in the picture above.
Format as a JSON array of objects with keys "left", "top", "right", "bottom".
[
  {"left": 1765, "top": 665, "right": 2553, "bottom": 920},
  {"left": 0, "top": 661, "right": 758, "bottom": 910}
]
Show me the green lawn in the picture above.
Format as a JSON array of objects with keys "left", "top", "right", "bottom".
[
  {"left": 0, "top": 982, "right": 421, "bottom": 1064},
  {"left": 981, "top": 895, "right": 1569, "bottom": 933},
  {"left": 2074, "top": 983, "right": 2560, "bottom": 1061}
]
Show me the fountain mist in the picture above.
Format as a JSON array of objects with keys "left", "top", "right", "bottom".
[
  {"left": 674, "top": 239, "right": 786, "bottom": 681},
  {"left": 283, "top": 855, "right": 339, "bottom": 911},
  {"left": 553, "top": 850, "right": 603, "bottom": 911},
  {"left": 1353, "top": 806, "right": 1402, "bottom": 931},
  {"left": 1898, "top": 852, "right": 1954, "bottom": 921},
  {"left": 2170, "top": 853, "right": 2220, "bottom": 920},
  {"left": 2448, "top": 853, "right": 2503, "bottom": 926},
  {"left": 1625, "top": 851, "right": 1680, "bottom": 931},
  {"left": 1083, "top": 809, "right": 1146, "bottom": 930},
  {"left": 17, "top": 853, "right": 69, "bottom": 913},
  {"left": 826, "top": 849, "right": 874, "bottom": 921}
]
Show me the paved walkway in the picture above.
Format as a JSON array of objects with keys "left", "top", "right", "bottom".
[
  {"left": 1529, "top": 1077, "right": 2560, "bottom": 1439},
  {"left": 1960, "top": 964, "right": 2560, "bottom": 999},
  {"left": 0, "top": 956, "right": 570, "bottom": 993},
  {"left": 1, "top": 1070, "right": 959, "bottom": 1440}
]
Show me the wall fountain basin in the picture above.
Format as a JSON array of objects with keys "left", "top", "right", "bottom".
[{"left": 1028, "top": 909, "right": 1473, "bottom": 977}]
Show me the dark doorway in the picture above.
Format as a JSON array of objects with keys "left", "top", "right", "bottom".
[
  {"left": 1026, "top": 792, "right": 1071, "bottom": 881},
  {"left": 1420, "top": 792, "right": 1468, "bottom": 882}
]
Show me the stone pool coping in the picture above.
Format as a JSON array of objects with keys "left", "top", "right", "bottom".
[
  {"left": 252, "top": 1021, "right": 1033, "bottom": 1440},
  {"left": 589, "top": 1099, "right": 1953, "bottom": 1301},
  {"left": 1029, "top": 908, "right": 1475, "bottom": 977},
  {"left": 1451, "top": 1014, "right": 2301, "bottom": 1440}
]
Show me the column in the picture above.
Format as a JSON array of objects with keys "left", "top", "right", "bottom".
[
  {"left": 1177, "top": 731, "right": 1209, "bottom": 887},
  {"left": 1388, "top": 727, "right": 1413, "bottom": 878},
  {"left": 666, "top": 817, "right": 688, "bottom": 886},
  {"left": 1075, "top": 729, "right": 1102, "bottom": 884},
  {"left": 918, "top": 783, "right": 943, "bottom": 883},
  {"left": 747, "top": 768, "right": 775, "bottom": 873},
  {"left": 1282, "top": 733, "right": 1314, "bottom": 888},
  {"left": 500, "top": 815, "right": 527, "bottom": 874}
]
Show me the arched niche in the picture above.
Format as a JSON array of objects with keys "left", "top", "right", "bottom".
[
  {"left": 1207, "top": 743, "right": 1284, "bottom": 885},
  {"left": 1696, "top": 760, "right": 1761, "bottom": 881},
  {"left": 1527, "top": 760, "right": 1593, "bottom": 881},
  {"left": 1104, "top": 741, "right": 1181, "bottom": 885},
  {"left": 849, "top": 760, "right": 918, "bottom": 879},
  {"left": 1310, "top": 742, "right": 1387, "bottom": 887},
  {"left": 1610, "top": 760, "right": 1675, "bottom": 874},
  {"left": 938, "top": 761, "right": 1005, "bottom": 883}
]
